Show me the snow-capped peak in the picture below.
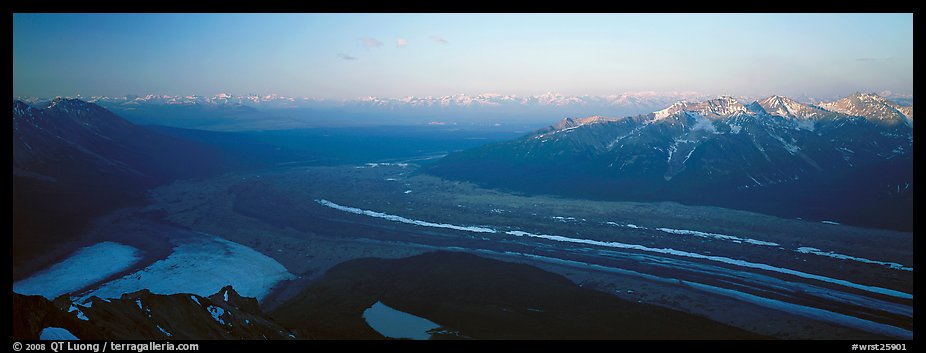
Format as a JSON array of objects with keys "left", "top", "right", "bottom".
[
  {"left": 688, "top": 96, "right": 749, "bottom": 118},
  {"left": 758, "top": 95, "right": 816, "bottom": 119},
  {"left": 820, "top": 93, "right": 913, "bottom": 127},
  {"left": 653, "top": 101, "right": 691, "bottom": 120},
  {"left": 43, "top": 98, "right": 95, "bottom": 113}
]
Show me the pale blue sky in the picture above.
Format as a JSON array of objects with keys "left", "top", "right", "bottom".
[{"left": 13, "top": 13, "right": 913, "bottom": 99}]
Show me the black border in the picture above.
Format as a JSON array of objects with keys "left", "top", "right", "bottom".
[{"left": 8, "top": 3, "right": 919, "bottom": 352}]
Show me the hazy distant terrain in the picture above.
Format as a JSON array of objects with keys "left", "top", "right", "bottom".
[{"left": 46, "top": 92, "right": 716, "bottom": 131}]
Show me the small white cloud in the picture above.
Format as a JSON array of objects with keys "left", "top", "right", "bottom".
[
  {"left": 430, "top": 35, "right": 448, "bottom": 44},
  {"left": 856, "top": 57, "right": 893, "bottom": 62},
  {"left": 396, "top": 38, "right": 409, "bottom": 48},
  {"left": 360, "top": 37, "right": 383, "bottom": 48},
  {"left": 337, "top": 53, "right": 357, "bottom": 61}
]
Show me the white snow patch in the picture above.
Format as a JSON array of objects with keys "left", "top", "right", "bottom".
[
  {"left": 796, "top": 247, "right": 912, "bottom": 271},
  {"left": 191, "top": 295, "right": 201, "bottom": 306},
  {"left": 207, "top": 306, "right": 226, "bottom": 325},
  {"left": 770, "top": 134, "right": 801, "bottom": 154},
  {"left": 551, "top": 216, "right": 579, "bottom": 223},
  {"left": 365, "top": 162, "right": 409, "bottom": 168},
  {"left": 68, "top": 305, "right": 89, "bottom": 321},
  {"left": 656, "top": 227, "right": 779, "bottom": 247},
  {"left": 606, "top": 222, "right": 645, "bottom": 229},
  {"left": 136, "top": 299, "right": 143, "bottom": 310},
  {"left": 821, "top": 220, "right": 840, "bottom": 225},
  {"left": 404, "top": 190, "right": 412, "bottom": 194},
  {"left": 653, "top": 101, "right": 688, "bottom": 120},
  {"left": 795, "top": 119, "right": 815, "bottom": 131},
  {"left": 80, "top": 236, "right": 295, "bottom": 302},
  {"left": 316, "top": 199, "right": 496, "bottom": 233},
  {"left": 223, "top": 289, "right": 229, "bottom": 302},
  {"left": 681, "top": 146, "right": 697, "bottom": 165},
  {"left": 606, "top": 129, "right": 641, "bottom": 149},
  {"left": 157, "top": 325, "right": 172, "bottom": 337},
  {"left": 654, "top": 108, "right": 673, "bottom": 120},
  {"left": 40, "top": 327, "right": 79, "bottom": 340},
  {"left": 689, "top": 112, "right": 718, "bottom": 133},
  {"left": 13, "top": 242, "right": 141, "bottom": 299}
]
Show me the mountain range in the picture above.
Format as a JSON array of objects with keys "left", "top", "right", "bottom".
[
  {"left": 18, "top": 91, "right": 913, "bottom": 111},
  {"left": 19, "top": 91, "right": 713, "bottom": 110},
  {"left": 18, "top": 91, "right": 911, "bottom": 131},
  {"left": 12, "top": 92, "right": 735, "bottom": 130},
  {"left": 427, "top": 93, "right": 913, "bottom": 231}
]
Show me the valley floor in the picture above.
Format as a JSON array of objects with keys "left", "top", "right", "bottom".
[{"left": 14, "top": 161, "right": 913, "bottom": 340}]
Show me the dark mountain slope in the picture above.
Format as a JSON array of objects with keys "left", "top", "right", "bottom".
[
  {"left": 12, "top": 286, "right": 295, "bottom": 340},
  {"left": 12, "top": 99, "right": 225, "bottom": 276}
]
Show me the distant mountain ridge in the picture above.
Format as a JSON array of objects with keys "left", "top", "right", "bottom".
[
  {"left": 18, "top": 91, "right": 713, "bottom": 110},
  {"left": 428, "top": 93, "right": 913, "bottom": 231},
  {"left": 17, "top": 91, "right": 911, "bottom": 115},
  {"left": 17, "top": 91, "right": 909, "bottom": 131}
]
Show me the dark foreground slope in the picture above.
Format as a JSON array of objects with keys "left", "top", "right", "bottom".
[
  {"left": 12, "top": 286, "right": 295, "bottom": 340},
  {"left": 271, "top": 251, "right": 763, "bottom": 339},
  {"left": 12, "top": 99, "right": 226, "bottom": 277}
]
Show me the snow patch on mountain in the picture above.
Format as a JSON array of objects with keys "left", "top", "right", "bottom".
[
  {"left": 689, "top": 112, "right": 718, "bottom": 133},
  {"left": 40, "top": 327, "right": 79, "bottom": 340},
  {"left": 207, "top": 305, "right": 226, "bottom": 325},
  {"left": 68, "top": 304, "right": 90, "bottom": 321}
]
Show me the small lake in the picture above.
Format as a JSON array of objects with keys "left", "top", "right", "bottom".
[{"left": 362, "top": 301, "right": 440, "bottom": 340}]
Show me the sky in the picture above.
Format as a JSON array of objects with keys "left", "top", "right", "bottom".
[{"left": 12, "top": 13, "right": 913, "bottom": 100}]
